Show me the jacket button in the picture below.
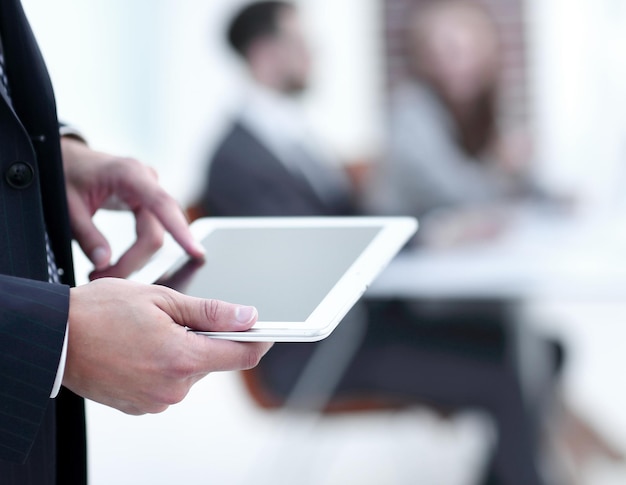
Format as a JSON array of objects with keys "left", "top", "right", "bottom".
[{"left": 5, "top": 162, "right": 34, "bottom": 189}]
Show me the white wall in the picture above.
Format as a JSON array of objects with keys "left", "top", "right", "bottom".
[
  {"left": 527, "top": 0, "right": 626, "bottom": 213},
  {"left": 21, "top": 0, "right": 162, "bottom": 158}
]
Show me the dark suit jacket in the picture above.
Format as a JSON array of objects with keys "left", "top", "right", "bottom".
[
  {"left": 202, "top": 121, "right": 355, "bottom": 217},
  {"left": 0, "top": 0, "right": 86, "bottom": 484}
]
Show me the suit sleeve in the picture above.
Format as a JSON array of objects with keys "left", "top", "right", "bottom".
[{"left": 0, "top": 274, "right": 69, "bottom": 463}]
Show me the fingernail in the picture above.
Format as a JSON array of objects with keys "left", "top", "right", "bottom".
[
  {"left": 235, "top": 306, "right": 257, "bottom": 324},
  {"left": 91, "top": 247, "right": 108, "bottom": 268},
  {"left": 193, "top": 241, "right": 206, "bottom": 256}
]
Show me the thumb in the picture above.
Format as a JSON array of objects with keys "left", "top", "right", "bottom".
[
  {"left": 68, "top": 192, "right": 112, "bottom": 270},
  {"left": 160, "top": 290, "right": 258, "bottom": 332}
]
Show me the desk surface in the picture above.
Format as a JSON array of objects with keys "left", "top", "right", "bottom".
[{"left": 367, "top": 209, "right": 626, "bottom": 300}]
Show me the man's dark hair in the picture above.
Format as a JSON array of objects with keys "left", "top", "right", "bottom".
[{"left": 227, "top": 1, "right": 293, "bottom": 57}]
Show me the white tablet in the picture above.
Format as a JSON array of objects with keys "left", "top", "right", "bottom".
[{"left": 130, "top": 217, "right": 417, "bottom": 342}]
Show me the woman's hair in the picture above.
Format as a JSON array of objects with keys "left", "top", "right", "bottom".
[{"left": 407, "top": 0, "right": 501, "bottom": 157}]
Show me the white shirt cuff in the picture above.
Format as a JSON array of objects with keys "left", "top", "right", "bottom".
[{"left": 50, "top": 322, "right": 69, "bottom": 398}]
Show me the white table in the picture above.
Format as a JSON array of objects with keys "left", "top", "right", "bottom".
[{"left": 367, "top": 209, "right": 626, "bottom": 301}]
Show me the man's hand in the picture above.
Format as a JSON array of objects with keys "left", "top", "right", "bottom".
[
  {"left": 63, "top": 279, "right": 272, "bottom": 415},
  {"left": 61, "top": 137, "right": 205, "bottom": 280}
]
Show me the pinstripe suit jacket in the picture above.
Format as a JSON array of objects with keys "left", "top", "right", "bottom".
[{"left": 0, "top": 0, "right": 86, "bottom": 483}]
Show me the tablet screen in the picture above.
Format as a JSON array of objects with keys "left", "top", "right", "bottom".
[{"left": 157, "top": 226, "right": 382, "bottom": 322}]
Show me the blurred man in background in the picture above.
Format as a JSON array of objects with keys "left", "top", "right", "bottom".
[{"left": 201, "top": 1, "right": 355, "bottom": 217}]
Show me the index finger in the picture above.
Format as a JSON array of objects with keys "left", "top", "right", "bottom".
[{"left": 148, "top": 190, "right": 205, "bottom": 259}]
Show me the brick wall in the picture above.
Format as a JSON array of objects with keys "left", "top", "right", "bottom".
[{"left": 383, "top": 0, "right": 529, "bottom": 128}]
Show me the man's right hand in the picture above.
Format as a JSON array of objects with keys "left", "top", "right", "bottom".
[{"left": 63, "top": 278, "right": 272, "bottom": 415}]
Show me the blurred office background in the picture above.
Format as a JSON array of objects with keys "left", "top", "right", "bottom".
[{"left": 20, "top": 0, "right": 626, "bottom": 483}]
